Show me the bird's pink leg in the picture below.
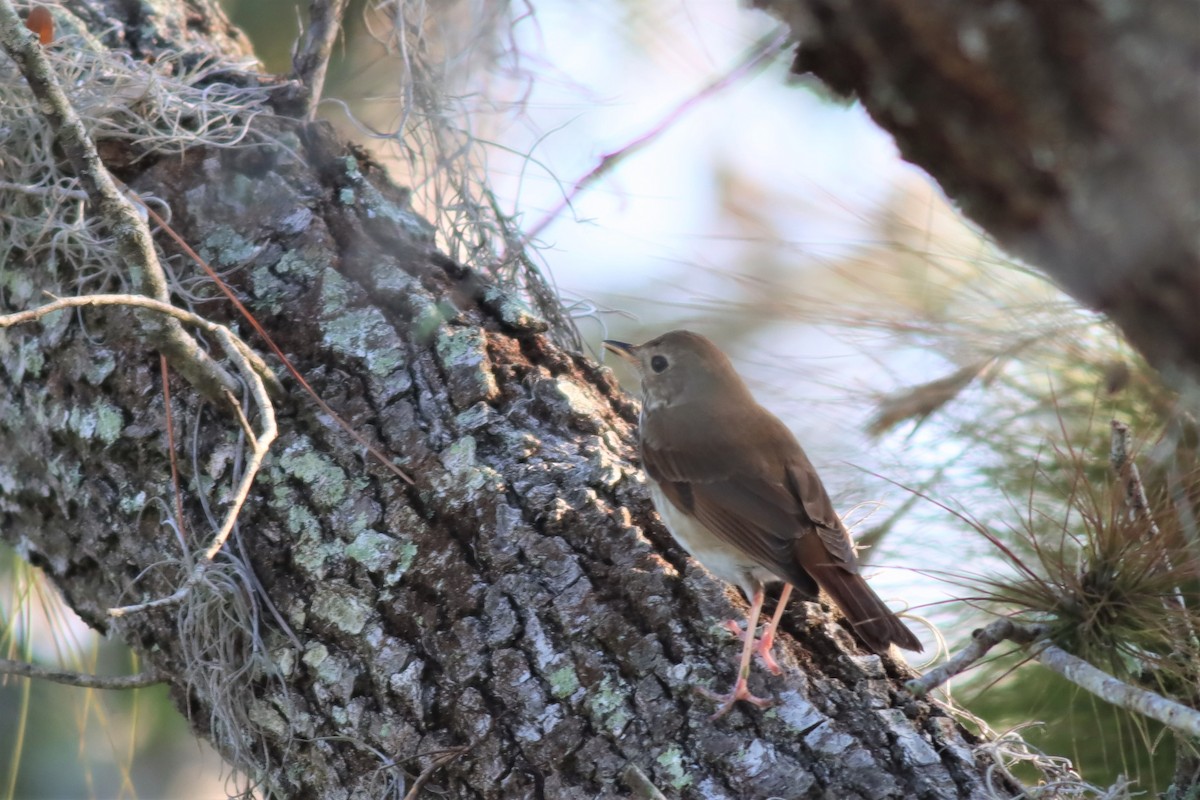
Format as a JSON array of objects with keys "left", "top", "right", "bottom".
[
  {"left": 697, "top": 586, "right": 773, "bottom": 719},
  {"left": 719, "top": 584, "right": 793, "bottom": 676},
  {"left": 755, "top": 583, "right": 792, "bottom": 675}
]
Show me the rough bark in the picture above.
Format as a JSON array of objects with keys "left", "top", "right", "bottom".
[
  {"left": 756, "top": 0, "right": 1200, "bottom": 385},
  {"left": 0, "top": 2, "right": 1005, "bottom": 799}
]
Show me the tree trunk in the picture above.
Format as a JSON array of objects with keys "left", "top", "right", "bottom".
[
  {"left": 756, "top": 0, "right": 1200, "bottom": 383},
  {"left": 0, "top": 2, "right": 1010, "bottom": 798}
]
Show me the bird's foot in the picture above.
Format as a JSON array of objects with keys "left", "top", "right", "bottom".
[
  {"left": 695, "top": 677, "right": 773, "bottom": 720},
  {"left": 720, "top": 619, "right": 783, "bottom": 676}
]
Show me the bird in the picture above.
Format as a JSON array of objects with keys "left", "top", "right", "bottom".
[{"left": 604, "top": 330, "right": 921, "bottom": 718}]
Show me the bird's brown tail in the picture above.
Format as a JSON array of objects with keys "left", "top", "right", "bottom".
[{"left": 808, "top": 562, "right": 923, "bottom": 654}]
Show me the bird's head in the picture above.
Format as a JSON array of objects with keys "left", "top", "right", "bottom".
[{"left": 603, "top": 330, "right": 748, "bottom": 410}]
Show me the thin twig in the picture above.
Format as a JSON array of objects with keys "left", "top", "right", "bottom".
[
  {"left": 110, "top": 323, "right": 277, "bottom": 617},
  {"left": 132, "top": 194, "right": 414, "bottom": 485},
  {"left": 1110, "top": 420, "right": 1160, "bottom": 538},
  {"left": 621, "top": 764, "right": 669, "bottom": 800},
  {"left": 507, "top": 27, "right": 790, "bottom": 258},
  {"left": 1111, "top": 420, "right": 1195, "bottom": 644},
  {"left": 907, "top": 618, "right": 1046, "bottom": 696},
  {"left": 402, "top": 745, "right": 470, "bottom": 800},
  {"left": 161, "top": 354, "right": 189, "bottom": 547},
  {"left": 291, "top": 0, "right": 350, "bottom": 119},
  {"left": 0, "top": 0, "right": 239, "bottom": 403},
  {"left": 0, "top": 658, "right": 163, "bottom": 690}
]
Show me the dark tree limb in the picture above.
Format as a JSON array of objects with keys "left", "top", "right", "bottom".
[{"left": 756, "top": 0, "right": 1200, "bottom": 383}]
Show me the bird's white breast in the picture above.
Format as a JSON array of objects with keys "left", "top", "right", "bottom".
[{"left": 648, "top": 480, "right": 779, "bottom": 600}]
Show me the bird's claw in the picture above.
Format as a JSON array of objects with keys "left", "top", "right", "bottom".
[{"left": 695, "top": 678, "right": 774, "bottom": 720}]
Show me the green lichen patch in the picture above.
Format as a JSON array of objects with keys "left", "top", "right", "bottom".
[
  {"left": 277, "top": 443, "right": 350, "bottom": 511},
  {"left": 547, "top": 665, "right": 580, "bottom": 700},
  {"left": 275, "top": 247, "right": 325, "bottom": 281},
  {"left": 310, "top": 585, "right": 370, "bottom": 636},
  {"left": 118, "top": 490, "right": 148, "bottom": 515},
  {"left": 316, "top": 270, "right": 354, "bottom": 316},
  {"left": 346, "top": 530, "right": 416, "bottom": 575},
  {"left": 319, "top": 307, "right": 407, "bottom": 379},
  {"left": 293, "top": 524, "right": 335, "bottom": 579},
  {"left": 200, "top": 228, "right": 261, "bottom": 269},
  {"left": 302, "top": 643, "right": 346, "bottom": 686},
  {"left": 655, "top": 745, "right": 694, "bottom": 790},
  {"left": 432, "top": 435, "right": 503, "bottom": 504},
  {"left": 385, "top": 542, "right": 418, "bottom": 585},
  {"left": 66, "top": 400, "right": 124, "bottom": 445},
  {"left": 249, "top": 262, "right": 292, "bottom": 314},
  {"left": 585, "top": 675, "right": 632, "bottom": 737}
]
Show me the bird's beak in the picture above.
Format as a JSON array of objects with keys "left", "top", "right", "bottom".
[{"left": 603, "top": 339, "right": 638, "bottom": 365}]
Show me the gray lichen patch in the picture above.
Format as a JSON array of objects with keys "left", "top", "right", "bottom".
[
  {"left": 432, "top": 435, "right": 503, "bottom": 508},
  {"left": 585, "top": 674, "right": 633, "bottom": 737},
  {"left": 200, "top": 228, "right": 263, "bottom": 269},
  {"left": 247, "top": 698, "right": 290, "bottom": 739},
  {"left": 435, "top": 327, "right": 498, "bottom": 409},
  {"left": 66, "top": 400, "right": 124, "bottom": 445},
  {"left": 275, "top": 247, "right": 325, "bottom": 281},
  {"left": 346, "top": 529, "right": 416, "bottom": 577},
  {"left": 534, "top": 377, "right": 607, "bottom": 433},
  {"left": 878, "top": 709, "right": 941, "bottom": 766},
  {"left": 314, "top": 281, "right": 412, "bottom": 401},
  {"left": 249, "top": 261, "right": 293, "bottom": 314},
  {"left": 339, "top": 156, "right": 433, "bottom": 242},
  {"left": 309, "top": 584, "right": 371, "bottom": 636},
  {"left": 480, "top": 285, "right": 548, "bottom": 333}
]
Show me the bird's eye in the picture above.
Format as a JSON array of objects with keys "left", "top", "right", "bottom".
[{"left": 650, "top": 355, "right": 668, "bottom": 373}]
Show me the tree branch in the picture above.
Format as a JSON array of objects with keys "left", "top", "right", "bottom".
[
  {"left": 291, "top": 0, "right": 350, "bottom": 119},
  {"left": 0, "top": 658, "right": 163, "bottom": 690},
  {"left": 909, "top": 619, "right": 1200, "bottom": 739}
]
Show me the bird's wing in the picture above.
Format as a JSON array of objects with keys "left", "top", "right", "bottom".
[{"left": 642, "top": 425, "right": 857, "bottom": 585}]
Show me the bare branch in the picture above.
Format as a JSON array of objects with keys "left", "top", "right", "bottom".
[
  {"left": 291, "top": 0, "right": 350, "bottom": 119},
  {"left": 1034, "top": 640, "right": 1200, "bottom": 739},
  {"left": 508, "top": 27, "right": 791, "bottom": 258},
  {"left": 909, "top": 619, "right": 1200, "bottom": 739},
  {"left": 907, "top": 619, "right": 1046, "bottom": 697},
  {"left": 0, "top": 658, "right": 163, "bottom": 690}
]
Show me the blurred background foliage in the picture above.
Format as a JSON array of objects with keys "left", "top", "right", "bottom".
[{"left": 3, "top": 0, "right": 1195, "bottom": 796}]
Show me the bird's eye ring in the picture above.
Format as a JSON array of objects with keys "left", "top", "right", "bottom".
[{"left": 650, "top": 355, "right": 668, "bottom": 373}]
